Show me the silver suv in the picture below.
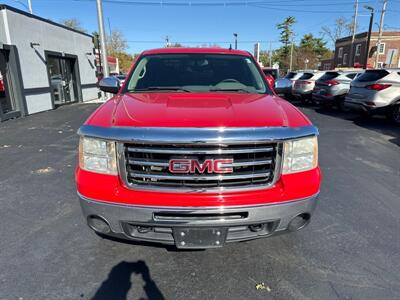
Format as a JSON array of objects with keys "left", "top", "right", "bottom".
[
  {"left": 292, "top": 71, "right": 325, "bottom": 101},
  {"left": 313, "top": 71, "right": 362, "bottom": 110},
  {"left": 275, "top": 71, "right": 304, "bottom": 98},
  {"left": 345, "top": 69, "right": 400, "bottom": 124}
]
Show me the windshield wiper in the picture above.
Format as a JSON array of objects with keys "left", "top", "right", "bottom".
[
  {"left": 130, "top": 86, "right": 192, "bottom": 92},
  {"left": 210, "top": 88, "right": 251, "bottom": 93}
]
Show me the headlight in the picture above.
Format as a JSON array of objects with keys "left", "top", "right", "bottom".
[
  {"left": 79, "top": 137, "right": 117, "bottom": 175},
  {"left": 282, "top": 136, "right": 318, "bottom": 174}
]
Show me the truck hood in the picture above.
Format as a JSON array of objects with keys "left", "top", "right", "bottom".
[{"left": 109, "top": 92, "right": 309, "bottom": 128}]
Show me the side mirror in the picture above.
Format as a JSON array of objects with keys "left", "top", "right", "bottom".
[
  {"left": 264, "top": 74, "right": 275, "bottom": 91},
  {"left": 99, "top": 77, "right": 120, "bottom": 94}
]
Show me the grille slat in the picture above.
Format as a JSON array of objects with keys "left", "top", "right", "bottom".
[
  {"left": 127, "top": 146, "right": 274, "bottom": 155},
  {"left": 129, "top": 171, "right": 271, "bottom": 181},
  {"left": 122, "top": 142, "right": 279, "bottom": 191}
]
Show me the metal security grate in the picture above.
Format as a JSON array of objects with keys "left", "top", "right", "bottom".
[{"left": 121, "top": 142, "right": 281, "bottom": 191}]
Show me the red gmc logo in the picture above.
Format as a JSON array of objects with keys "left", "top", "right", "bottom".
[{"left": 169, "top": 159, "right": 234, "bottom": 174}]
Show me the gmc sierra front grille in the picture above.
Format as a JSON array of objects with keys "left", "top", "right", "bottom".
[{"left": 121, "top": 142, "right": 281, "bottom": 191}]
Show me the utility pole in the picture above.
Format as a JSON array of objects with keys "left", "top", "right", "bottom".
[
  {"left": 269, "top": 41, "right": 272, "bottom": 68},
  {"left": 364, "top": 5, "right": 374, "bottom": 69},
  {"left": 289, "top": 41, "right": 294, "bottom": 71},
  {"left": 304, "top": 58, "right": 309, "bottom": 70},
  {"left": 27, "top": 0, "right": 32, "bottom": 13},
  {"left": 375, "top": 0, "right": 387, "bottom": 68},
  {"left": 233, "top": 33, "right": 238, "bottom": 50},
  {"left": 349, "top": 0, "right": 359, "bottom": 68},
  {"left": 96, "top": 0, "right": 109, "bottom": 81}
]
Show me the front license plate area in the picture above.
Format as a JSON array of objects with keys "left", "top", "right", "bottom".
[{"left": 173, "top": 228, "right": 227, "bottom": 249}]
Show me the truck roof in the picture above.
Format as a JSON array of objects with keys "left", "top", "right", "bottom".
[{"left": 141, "top": 47, "right": 252, "bottom": 56}]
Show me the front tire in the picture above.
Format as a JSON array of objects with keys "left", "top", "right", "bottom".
[{"left": 336, "top": 96, "right": 347, "bottom": 112}]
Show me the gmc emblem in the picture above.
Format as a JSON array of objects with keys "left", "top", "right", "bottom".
[{"left": 169, "top": 159, "right": 234, "bottom": 174}]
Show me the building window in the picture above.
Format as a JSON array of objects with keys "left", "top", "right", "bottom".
[
  {"left": 355, "top": 44, "right": 361, "bottom": 56},
  {"left": 377, "top": 62, "right": 383, "bottom": 68},
  {"left": 343, "top": 53, "right": 348, "bottom": 65},
  {"left": 338, "top": 47, "right": 343, "bottom": 58},
  {"left": 378, "top": 43, "right": 385, "bottom": 54}
]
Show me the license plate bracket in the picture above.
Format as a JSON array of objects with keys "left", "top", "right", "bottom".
[{"left": 173, "top": 227, "right": 227, "bottom": 249}]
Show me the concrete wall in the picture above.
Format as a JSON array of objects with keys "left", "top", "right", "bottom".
[{"left": 0, "top": 7, "right": 98, "bottom": 115}]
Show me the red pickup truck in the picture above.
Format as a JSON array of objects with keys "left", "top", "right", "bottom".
[{"left": 76, "top": 48, "right": 321, "bottom": 249}]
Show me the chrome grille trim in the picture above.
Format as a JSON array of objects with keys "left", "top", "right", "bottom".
[
  {"left": 128, "top": 159, "right": 272, "bottom": 168},
  {"left": 118, "top": 142, "right": 282, "bottom": 193}
]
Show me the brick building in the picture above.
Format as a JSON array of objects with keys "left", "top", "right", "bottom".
[
  {"left": 318, "top": 58, "right": 334, "bottom": 70},
  {"left": 334, "top": 31, "right": 400, "bottom": 69}
]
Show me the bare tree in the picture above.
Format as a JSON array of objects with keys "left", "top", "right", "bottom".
[
  {"left": 106, "top": 30, "right": 128, "bottom": 55},
  {"left": 321, "top": 17, "right": 353, "bottom": 47},
  {"left": 60, "top": 18, "right": 87, "bottom": 33}
]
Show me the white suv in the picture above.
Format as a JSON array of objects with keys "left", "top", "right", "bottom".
[{"left": 345, "top": 69, "right": 400, "bottom": 124}]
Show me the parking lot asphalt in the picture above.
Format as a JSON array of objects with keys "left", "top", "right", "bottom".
[{"left": 0, "top": 102, "right": 399, "bottom": 300}]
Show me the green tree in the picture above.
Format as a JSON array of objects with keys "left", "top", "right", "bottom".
[
  {"left": 276, "top": 16, "right": 296, "bottom": 69},
  {"left": 60, "top": 18, "right": 87, "bottom": 33},
  {"left": 114, "top": 52, "right": 135, "bottom": 74},
  {"left": 168, "top": 42, "right": 184, "bottom": 48},
  {"left": 92, "top": 31, "right": 100, "bottom": 49},
  {"left": 299, "top": 34, "right": 330, "bottom": 56},
  {"left": 295, "top": 34, "right": 333, "bottom": 70},
  {"left": 259, "top": 50, "right": 270, "bottom": 67}
]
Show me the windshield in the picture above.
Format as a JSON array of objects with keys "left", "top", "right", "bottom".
[
  {"left": 355, "top": 70, "right": 389, "bottom": 82},
  {"left": 299, "top": 73, "right": 314, "bottom": 80},
  {"left": 318, "top": 72, "right": 339, "bottom": 81},
  {"left": 124, "top": 54, "right": 269, "bottom": 94},
  {"left": 285, "top": 72, "right": 297, "bottom": 79}
]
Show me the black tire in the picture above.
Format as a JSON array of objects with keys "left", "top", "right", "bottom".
[
  {"left": 388, "top": 105, "right": 400, "bottom": 125},
  {"left": 318, "top": 102, "right": 330, "bottom": 110},
  {"left": 336, "top": 96, "right": 347, "bottom": 112},
  {"left": 300, "top": 95, "right": 311, "bottom": 104},
  {"left": 284, "top": 93, "right": 292, "bottom": 100}
]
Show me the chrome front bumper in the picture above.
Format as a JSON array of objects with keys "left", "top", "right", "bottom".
[{"left": 79, "top": 193, "right": 319, "bottom": 248}]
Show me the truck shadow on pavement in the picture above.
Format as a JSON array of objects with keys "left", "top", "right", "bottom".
[{"left": 92, "top": 260, "right": 165, "bottom": 300}]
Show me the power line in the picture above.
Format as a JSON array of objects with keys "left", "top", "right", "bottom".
[
  {"left": 71, "top": 0, "right": 368, "bottom": 11},
  {"left": 126, "top": 39, "right": 280, "bottom": 44}
]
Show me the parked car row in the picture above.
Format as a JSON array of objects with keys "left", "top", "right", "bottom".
[{"left": 275, "top": 69, "right": 400, "bottom": 125}]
